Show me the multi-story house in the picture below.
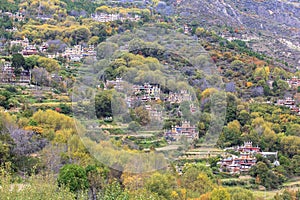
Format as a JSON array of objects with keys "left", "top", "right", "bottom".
[
  {"left": 277, "top": 97, "right": 295, "bottom": 107},
  {"left": 10, "top": 38, "right": 29, "bottom": 48},
  {"left": 63, "top": 45, "right": 96, "bottom": 62},
  {"left": 167, "top": 90, "right": 192, "bottom": 104},
  {"left": 236, "top": 141, "right": 261, "bottom": 153},
  {"left": 190, "top": 103, "right": 197, "bottom": 113},
  {"left": 287, "top": 76, "right": 300, "bottom": 88},
  {"left": 276, "top": 97, "right": 300, "bottom": 115},
  {"left": 0, "top": 63, "right": 31, "bottom": 84},
  {"left": 145, "top": 105, "right": 163, "bottom": 121},
  {"left": 106, "top": 77, "right": 124, "bottom": 90},
  {"left": 22, "top": 45, "right": 39, "bottom": 56},
  {"left": 91, "top": 13, "right": 141, "bottom": 23},
  {"left": 2, "top": 11, "right": 24, "bottom": 21},
  {"left": 133, "top": 83, "right": 161, "bottom": 101},
  {"left": 165, "top": 121, "right": 198, "bottom": 141}
]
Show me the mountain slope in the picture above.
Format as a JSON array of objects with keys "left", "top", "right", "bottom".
[{"left": 176, "top": 0, "right": 300, "bottom": 69}]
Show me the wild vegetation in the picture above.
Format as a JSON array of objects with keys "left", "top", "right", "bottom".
[{"left": 0, "top": 0, "right": 299, "bottom": 199}]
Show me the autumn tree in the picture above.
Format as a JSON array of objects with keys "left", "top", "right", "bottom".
[
  {"left": 210, "top": 187, "right": 230, "bottom": 200},
  {"left": 217, "top": 120, "right": 242, "bottom": 147},
  {"left": 181, "top": 163, "right": 215, "bottom": 198},
  {"left": 133, "top": 106, "right": 150, "bottom": 126},
  {"left": 98, "top": 181, "right": 129, "bottom": 200},
  {"left": 144, "top": 172, "right": 176, "bottom": 200},
  {"left": 280, "top": 136, "right": 300, "bottom": 158},
  {"left": 195, "top": 27, "right": 206, "bottom": 37},
  {"left": 37, "top": 57, "right": 60, "bottom": 73}
]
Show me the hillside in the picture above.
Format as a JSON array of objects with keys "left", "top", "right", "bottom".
[
  {"left": 0, "top": 0, "right": 300, "bottom": 199},
  {"left": 174, "top": 0, "right": 300, "bottom": 69}
]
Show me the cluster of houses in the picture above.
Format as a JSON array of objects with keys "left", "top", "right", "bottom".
[
  {"left": 5, "top": 27, "right": 18, "bottom": 32},
  {"left": 1, "top": 37, "right": 97, "bottom": 84},
  {"left": 167, "top": 90, "right": 192, "bottom": 104},
  {"left": 10, "top": 37, "right": 30, "bottom": 48},
  {"left": 183, "top": 24, "right": 190, "bottom": 34},
  {"left": 0, "top": 60, "right": 65, "bottom": 85},
  {"left": 22, "top": 45, "right": 43, "bottom": 56},
  {"left": 145, "top": 104, "right": 163, "bottom": 121},
  {"left": 106, "top": 82, "right": 161, "bottom": 107},
  {"left": 0, "top": 10, "right": 25, "bottom": 21},
  {"left": 9, "top": 36, "right": 98, "bottom": 61},
  {"left": 105, "top": 77, "right": 124, "bottom": 90},
  {"left": 165, "top": 121, "right": 198, "bottom": 141},
  {"left": 49, "top": 45, "right": 97, "bottom": 62},
  {"left": 276, "top": 97, "right": 300, "bottom": 115},
  {"left": 9, "top": 37, "right": 48, "bottom": 56},
  {"left": 132, "top": 83, "right": 161, "bottom": 102},
  {"left": 219, "top": 142, "right": 279, "bottom": 174},
  {"left": 105, "top": 78, "right": 195, "bottom": 105},
  {"left": 9, "top": 38, "right": 97, "bottom": 62},
  {"left": 91, "top": 12, "right": 141, "bottom": 23},
  {"left": 0, "top": 61, "right": 31, "bottom": 84},
  {"left": 104, "top": 78, "right": 198, "bottom": 137},
  {"left": 286, "top": 76, "right": 300, "bottom": 88}
]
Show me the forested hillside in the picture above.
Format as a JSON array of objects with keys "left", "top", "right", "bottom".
[{"left": 0, "top": 0, "right": 299, "bottom": 199}]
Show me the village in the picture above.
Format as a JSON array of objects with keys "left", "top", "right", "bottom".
[
  {"left": 104, "top": 77, "right": 199, "bottom": 141},
  {"left": 219, "top": 141, "right": 279, "bottom": 174},
  {"left": 1, "top": 0, "right": 300, "bottom": 198},
  {"left": 273, "top": 76, "right": 300, "bottom": 115},
  {"left": 2, "top": 37, "right": 97, "bottom": 61},
  {"left": 0, "top": 10, "right": 25, "bottom": 22},
  {"left": 91, "top": 12, "right": 141, "bottom": 23},
  {"left": 276, "top": 97, "right": 300, "bottom": 114},
  {"left": 100, "top": 76, "right": 298, "bottom": 178}
]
